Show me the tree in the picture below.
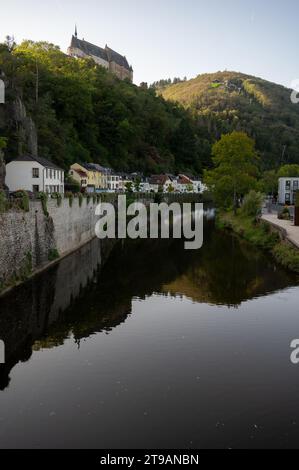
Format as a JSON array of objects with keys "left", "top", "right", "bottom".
[
  {"left": 204, "top": 131, "right": 259, "bottom": 212},
  {"left": 241, "top": 191, "right": 264, "bottom": 217},
  {"left": 134, "top": 177, "right": 142, "bottom": 193},
  {"left": 278, "top": 165, "right": 299, "bottom": 178},
  {"left": 125, "top": 182, "right": 134, "bottom": 193},
  {"left": 258, "top": 170, "right": 278, "bottom": 196}
]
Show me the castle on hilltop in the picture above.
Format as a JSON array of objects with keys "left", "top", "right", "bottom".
[{"left": 67, "top": 27, "right": 133, "bottom": 82}]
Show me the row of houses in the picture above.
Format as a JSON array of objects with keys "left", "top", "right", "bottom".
[
  {"left": 5, "top": 155, "right": 299, "bottom": 203},
  {"left": 4, "top": 155, "right": 207, "bottom": 195}
]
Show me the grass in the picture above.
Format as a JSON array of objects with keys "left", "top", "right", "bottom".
[{"left": 217, "top": 211, "right": 299, "bottom": 274}]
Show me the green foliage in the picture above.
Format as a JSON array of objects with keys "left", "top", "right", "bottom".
[
  {"left": 38, "top": 192, "right": 49, "bottom": 216},
  {"left": 78, "top": 193, "right": 83, "bottom": 207},
  {"left": 125, "top": 182, "right": 134, "bottom": 193},
  {"left": 161, "top": 71, "right": 299, "bottom": 170},
  {"left": 278, "top": 165, "right": 299, "bottom": 178},
  {"left": 204, "top": 131, "right": 259, "bottom": 210},
  {"left": 258, "top": 170, "right": 278, "bottom": 195},
  {"left": 218, "top": 212, "right": 279, "bottom": 250},
  {"left": 0, "top": 41, "right": 206, "bottom": 175},
  {"left": 134, "top": 177, "right": 142, "bottom": 193},
  {"left": 0, "top": 137, "right": 8, "bottom": 149},
  {"left": 65, "top": 192, "right": 74, "bottom": 207},
  {"left": 92, "top": 194, "right": 97, "bottom": 204},
  {"left": 12, "top": 190, "right": 30, "bottom": 212},
  {"left": 278, "top": 207, "right": 291, "bottom": 220},
  {"left": 241, "top": 191, "right": 264, "bottom": 217},
  {"left": 48, "top": 248, "right": 59, "bottom": 262},
  {"left": 51, "top": 192, "right": 62, "bottom": 207},
  {"left": 218, "top": 211, "right": 299, "bottom": 274},
  {"left": 272, "top": 243, "right": 299, "bottom": 273}
]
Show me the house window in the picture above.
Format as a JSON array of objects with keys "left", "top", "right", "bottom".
[
  {"left": 32, "top": 185, "right": 40, "bottom": 193},
  {"left": 32, "top": 168, "right": 39, "bottom": 178},
  {"left": 286, "top": 181, "right": 291, "bottom": 191},
  {"left": 285, "top": 193, "right": 291, "bottom": 204},
  {"left": 293, "top": 181, "right": 299, "bottom": 191}
]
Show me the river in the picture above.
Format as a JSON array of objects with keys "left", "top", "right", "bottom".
[{"left": 0, "top": 216, "right": 299, "bottom": 449}]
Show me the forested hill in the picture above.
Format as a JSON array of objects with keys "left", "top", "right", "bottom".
[
  {"left": 161, "top": 71, "right": 299, "bottom": 169},
  {"left": 2, "top": 42, "right": 299, "bottom": 174},
  {"left": 0, "top": 41, "right": 209, "bottom": 175}
]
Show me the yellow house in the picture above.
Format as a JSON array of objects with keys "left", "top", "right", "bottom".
[
  {"left": 70, "top": 163, "right": 104, "bottom": 192},
  {"left": 69, "top": 166, "right": 88, "bottom": 189}
]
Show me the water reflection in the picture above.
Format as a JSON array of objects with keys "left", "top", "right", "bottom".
[{"left": 0, "top": 219, "right": 296, "bottom": 393}]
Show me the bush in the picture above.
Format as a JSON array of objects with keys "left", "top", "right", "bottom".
[
  {"left": 51, "top": 192, "right": 62, "bottom": 207},
  {"left": 278, "top": 207, "right": 291, "bottom": 220},
  {"left": 272, "top": 243, "right": 299, "bottom": 273},
  {"left": 12, "top": 190, "right": 30, "bottom": 212},
  {"left": 48, "top": 248, "right": 60, "bottom": 261},
  {"left": 241, "top": 191, "right": 263, "bottom": 217},
  {"left": 38, "top": 192, "right": 49, "bottom": 217},
  {"left": 65, "top": 192, "right": 74, "bottom": 207}
]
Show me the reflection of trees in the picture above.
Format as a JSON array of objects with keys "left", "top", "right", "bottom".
[
  {"left": 0, "top": 221, "right": 297, "bottom": 390},
  {"left": 163, "top": 228, "right": 297, "bottom": 307}
]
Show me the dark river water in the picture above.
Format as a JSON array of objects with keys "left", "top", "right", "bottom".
[{"left": 1, "top": 216, "right": 299, "bottom": 449}]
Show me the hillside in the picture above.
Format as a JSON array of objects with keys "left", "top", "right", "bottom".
[
  {"left": 0, "top": 41, "right": 208, "bottom": 175},
  {"left": 161, "top": 71, "right": 299, "bottom": 168}
]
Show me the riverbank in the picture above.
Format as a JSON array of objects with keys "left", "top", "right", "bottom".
[{"left": 217, "top": 211, "right": 299, "bottom": 274}]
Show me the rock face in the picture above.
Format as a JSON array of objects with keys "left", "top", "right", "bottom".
[
  {"left": 10, "top": 97, "right": 38, "bottom": 157},
  {"left": 0, "top": 93, "right": 38, "bottom": 165}
]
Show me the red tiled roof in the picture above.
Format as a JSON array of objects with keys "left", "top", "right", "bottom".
[
  {"left": 74, "top": 169, "right": 88, "bottom": 178},
  {"left": 177, "top": 175, "right": 192, "bottom": 185}
]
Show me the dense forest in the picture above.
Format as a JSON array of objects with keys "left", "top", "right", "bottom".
[
  {"left": 161, "top": 71, "right": 299, "bottom": 169},
  {"left": 0, "top": 40, "right": 209, "bottom": 175},
  {"left": 1, "top": 41, "right": 299, "bottom": 176}
]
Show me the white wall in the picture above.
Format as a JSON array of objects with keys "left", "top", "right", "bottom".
[
  {"left": 6, "top": 161, "right": 64, "bottom": 193},
  {"left": 6, "top": 161, "right": 44, "bottom": 192},
  {"left": 278, "top": 178, "right": 299, "bottom": 204},
  {"left": 69, "top": 47, "right": 109, "bottom": 69},
  {"left": 44, "top": 168, "right": 64, "bottom": 194}
]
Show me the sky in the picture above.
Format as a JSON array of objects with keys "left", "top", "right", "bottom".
[{"left": 1, "top": 0, "right": 298, "bottom": 87}]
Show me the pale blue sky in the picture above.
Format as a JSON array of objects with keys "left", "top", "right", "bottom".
[{"left": 1, "top": 0, "right": 298, "bottom": 87}]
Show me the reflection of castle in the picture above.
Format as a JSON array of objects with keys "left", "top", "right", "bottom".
[{"left": 68, "top": 27, "right": 133, "bottom": 82}]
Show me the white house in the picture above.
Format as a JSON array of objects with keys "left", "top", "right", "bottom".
[
  {"left": 149, "top": 175, "right": 177, "bottom": 193},
  {"left": 6, "top": 155, "right": 64, "bottom": 194},
  {"left": 107, "top": 173, "right": 120, "bottom": 192},
  {"left": 278, "top": 177, "right": 299, "bottom": 205},
  {"left": 189, "top": 176, "right": 207, "bottom": 194},
  {"left": 176, "top": 175, "right": 194, "bottom": 193}
]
